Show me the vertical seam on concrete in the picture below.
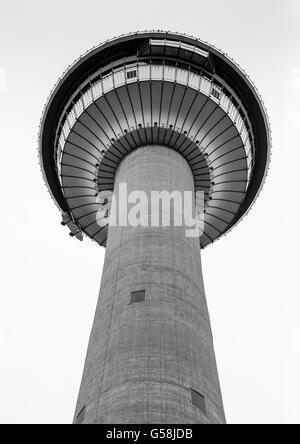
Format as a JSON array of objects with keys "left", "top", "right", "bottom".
[
  {"left": 160, "top": 240, "right": 164, "bottom": 423},
  {"left": 94, "top": 189, "right": 124, "bottom": 425},
  {"left": 173, "top": 233, "right": 182, "bottom": 422},
  {"left": 146, "top": 228, "right": 151, "bottom": 423}
]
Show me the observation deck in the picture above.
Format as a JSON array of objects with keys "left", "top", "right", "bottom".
[{"left": 39, "top": 31, "right": 271, "bottom": 248}]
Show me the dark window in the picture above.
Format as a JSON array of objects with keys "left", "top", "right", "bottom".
[
  {"left": 127, "top": 70, "right": 137, "bottom": 80},
  {"left": 191, "top": 389, "right": 206, "bottom": 414},
  {"left": 76, "top": 405, "right": 86, "bottom": 424},
  {"left": 131, "top": 290, "right": 146, "bottom": 304},
  {"left": 211, "top": 88, "right": 221, "bottom": 100}
]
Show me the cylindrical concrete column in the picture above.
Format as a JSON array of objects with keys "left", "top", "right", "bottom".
[{"left": 74, "top": 146, "right": 225, "bottom": 424}]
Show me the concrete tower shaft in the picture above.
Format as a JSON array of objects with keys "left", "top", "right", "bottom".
[{"left": 74, "top": 146, "right": 226, "bottom": 424}]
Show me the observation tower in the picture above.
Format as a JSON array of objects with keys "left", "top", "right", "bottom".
[{"left": 39, "top": 31, "right": 271, "bottom": 424}]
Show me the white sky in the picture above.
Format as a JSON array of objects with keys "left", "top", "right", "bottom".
[{"left": 0, "top": 0, "right": 299, "bottom": 424}]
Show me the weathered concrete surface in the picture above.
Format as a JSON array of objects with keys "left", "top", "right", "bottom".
[{"left": 74, "top": 146, "right": 226, "bottom": 424}]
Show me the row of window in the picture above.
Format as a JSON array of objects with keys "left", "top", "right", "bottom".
[{"left": 56, "top": 63, "right": 254, "bottom": 181}]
